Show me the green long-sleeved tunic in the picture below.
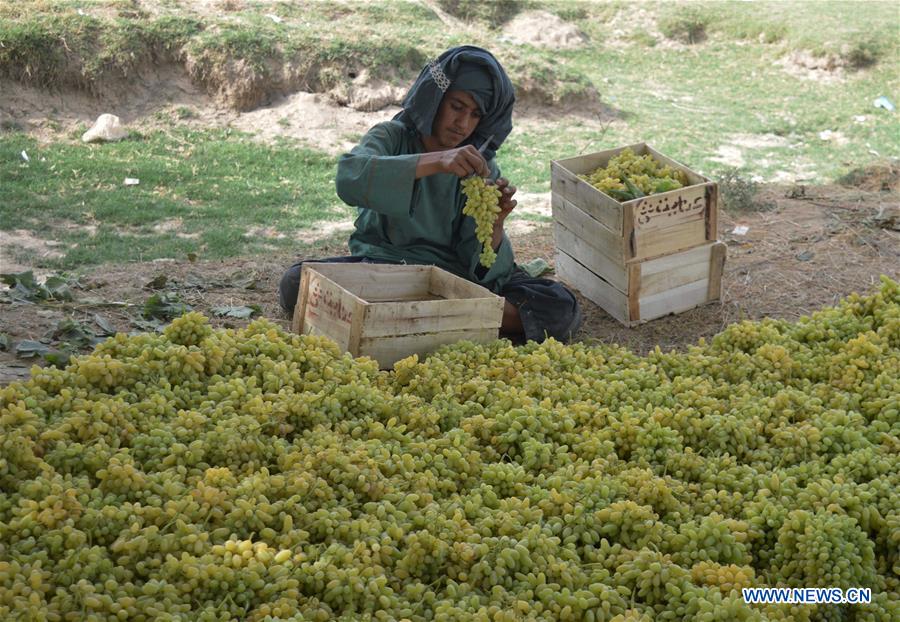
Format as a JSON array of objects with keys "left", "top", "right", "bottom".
[{"left": 335, "top": 120, "right": 516, "bottom": 293}]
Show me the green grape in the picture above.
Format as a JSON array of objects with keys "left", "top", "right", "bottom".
[
  {"left": 0, "top": 278, "right": 897, "bottom": 620},
  {"left": 578, "top": 147, "right": 689, "bottom": 200},
  {"left": 461, "top": 176, "right": 502, "bottom": 268}
]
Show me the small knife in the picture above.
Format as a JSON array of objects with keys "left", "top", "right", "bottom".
[{"left": 463, "top": 133, "right": 495, "bottom": 180}]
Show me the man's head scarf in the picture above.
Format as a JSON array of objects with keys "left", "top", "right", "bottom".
[{"left": 393, "top": 46, "right": 515, "bottom": 161}]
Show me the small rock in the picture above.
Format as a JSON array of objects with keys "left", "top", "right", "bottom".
[
  {"left": 873, "top": 205, "right": 900, "bottom": 231},
  {"left": 82, "top": 114, "right": 129, "bottom": 143},
  {"left": 786, "top": 185, "right": 806, "bottom": 199}
]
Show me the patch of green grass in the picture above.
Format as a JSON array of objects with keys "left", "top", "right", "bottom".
[
  {"left": 185, "top": 21, "right": 278, "bottom": 74},
  {"left": 437, "top": 0, "right": 525, "bottom": 25},
  {"left": 544, "top": 2, "right": 588, "bottom": 23},
  {"left": 0, "top": 130, "right": 347, "bottom": 268},
  {"left": 174, "top": 106, "right": 197, "bottom": 120},
  {"left": 658, "top": 6, "right": 710, "bottom": 44},
  {"left": 627, "top": 32, "right": 658, "bottom": 48},
  {"left": 0, "top": 11, "right": 202, "bottom": 90},
  {"left": 662, "top": 1, "right": 898, "bottom": 66},
  {"left": 500, "top": 27, "right": 899, "bottom": 193},
  {"left": 0, "top": 0, "right": 122, "bottom": 19},
  {"left": 504, "top": 48, "right": 599, "bottom": 105},
  {"left": 354, "top": 1, "right": 439, "bottom": 24}
]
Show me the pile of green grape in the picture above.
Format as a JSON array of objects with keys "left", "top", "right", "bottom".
[
  {"left": 1, "top": 277, "right": 898, "bottom": 621},
  {"left": 580, "top": 148, "right": 690, "bottom": 201},
  {"left": 461, "top": 176, "right": 502, "bottom": 268}
]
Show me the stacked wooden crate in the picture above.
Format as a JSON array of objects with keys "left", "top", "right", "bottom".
[
  {"left": 291, "top": 263, "right": 505, "bottom": 369},
  {"left": 551, "top": 142, "right": 726, "bottom": 326}
]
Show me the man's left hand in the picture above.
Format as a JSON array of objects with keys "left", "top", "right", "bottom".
[
  {"left": 493, "top": 177, "right": 517, "bottom": 220},
  {"left": 489, "top": 177, "right": 517, "bottom": 251}
]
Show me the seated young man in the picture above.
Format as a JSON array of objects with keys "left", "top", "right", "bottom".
[{"left": 279, "top": 45, "right": 582, "bottom": 343}]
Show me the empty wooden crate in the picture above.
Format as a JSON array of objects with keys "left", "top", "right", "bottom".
[
  {"left": 551, "top": 142, "right": 725, "bottom": 326},
  {"left": 291, "top": 263, "right": 505, "bottom": 369}
]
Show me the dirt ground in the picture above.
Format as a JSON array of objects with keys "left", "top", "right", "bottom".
[{"left": 2, "top": 174, "right": 897, "bottom": 385}]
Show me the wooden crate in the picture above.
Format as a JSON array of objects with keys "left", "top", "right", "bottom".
[
  {"left": 291, "top": 263, "right": 505, "bottom": 369},
  {"left": 551, "top": 142, "right": 724, "bottom": 326},
  {"left": 556, "top": 240, "right": 726, "bottom": 326},
  {"left": 551, "top": 142, "right": 718, "bottom": 263}
]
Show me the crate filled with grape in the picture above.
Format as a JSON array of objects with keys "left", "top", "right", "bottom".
[
  {"left": 551, "top": 143, "right": 723, "bottom": 326},
  {"left": 291, "top": 263, "right": 504, "bottom": 369}
]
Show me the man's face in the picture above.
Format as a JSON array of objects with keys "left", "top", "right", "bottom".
[{"left": 430, "top": 90, "right": 482, "bottom": 149}]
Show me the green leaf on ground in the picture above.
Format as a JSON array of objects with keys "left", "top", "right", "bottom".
[
  {"left": 1, "top": 270, "right": 43, "bottom": 300},
  {"left": 51, "top": 319, "right": 95, "bottom": 347},
  {"left": 1, "top": 271, "right": 75, "bottom": 302},
  {"left": 145, "top": 274, "right": 169, "bottom": 289},
  {"left": 94, "top": 314, "right": 116, "bottom": 336},
  {"left": 43, "top": 275, "right": 74, "bottom": 300},
  {"left": 183, "top": 273, "right": 212, "bottom": 290},
  {"left": 130, "top": 318, "right": 165, "bottom": 333},
  {"left": 212, "top": 304, "right": 261, "bottom": 319},
  {"left": 16, "top": 340, "right": 50, "bottom": 358},
  {"left": 143, "top": 293, "right": 192, "bottom": 321},
  {"left": 227, "top": 271, "right": 259, "bottom": 290},
  {"left": 43, "top": 349, "right": 76, "bottom": 368}
]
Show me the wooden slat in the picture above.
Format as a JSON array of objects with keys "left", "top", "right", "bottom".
[
  {"left": 552, "top": 142, "right": 647, "bottom": 176},
  {"left": 361, "top": 298, "right": 503, "bottom": 338},
  {"left": 639, "top": 278, "right": 711, "bottom": 322},
  {"left": 291, "top": 266, "right": 311, "bottom": 334},
  {"left": 309, "top": 263, "right": 432, "bottom": 301},
  {"left": 554, "top": 221, "right": 628, "bottom": 293},
  {"left": 556, "top": 250, "right": 630, "bottom": 325},
  {"left": 642, "top": 258, "right": 709, "bottom": 298},
  {"left": 628, "top": 183, "right": 709, "bottom": 233},
  {"left": 639, "top": 243, "right": 713, "bottom": 275},
  {"left": 360, "top": 328, "right": 499, "bottom": 370},
  {"left": 638, "top": 243, "right": 715, "bottom": 297},
  {"left": 298, "top": 270, "right": 360, "bottom": 351},
  {"left": 623, "top": 203, "right": 636, "bottom": 259},
  {"left": 708, "top": 242, "right": 727, "bottom": 301},
  {"left": 428, "top": 266, "right": 497, "bottom": 300},
  {"left": 552, "top": 193, "right": 626, "bottom": 264},
  {"left": 705, "top": 184, "right": 719, "bottom": 241},
  {"left": 632, "top": 218, "right": 707, "bottom": 261},
  {"left": 347, "top": 304, "right": 365, "bottom": 357},
  {"left": 550, "top": 163, "right": 624, "bottom": 233},
  {"left": 627, "top": 263, "right": 641, "bottom": 322}
]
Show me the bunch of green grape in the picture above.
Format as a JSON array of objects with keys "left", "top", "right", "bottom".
[
  {"left": 461, "top": 176, "right": 502, "bottom": 268},
  {"left": 0, "top": 278, "right": 898, "bottom": 621},
  {"left": 579, "top": 147, "right": 690, "bottom": 201}
]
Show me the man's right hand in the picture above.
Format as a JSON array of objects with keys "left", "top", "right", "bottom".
[{"left": 416, "top": 145, "right": 489, "bottom": 179}]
